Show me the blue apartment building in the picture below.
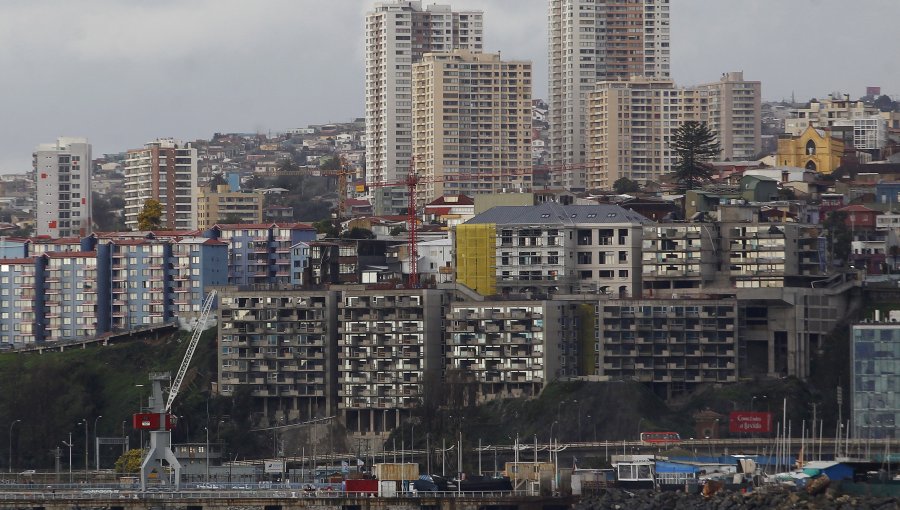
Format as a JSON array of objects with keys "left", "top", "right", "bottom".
[
  {"left": 290, "top": 242, "right": 310, "bottom": 285},
  {"left": 208, "top": 223, "right": 316, "bottom": 285},
  {"left": 170, "top": 236, "right": 228, "bottom": 316},
  {"left": 0, "top": 230, "right": 230, "bottom": 345},
  {"left": 0, "top": 257, "right": 41, "bottom": 346},
  {"left": 30, "top": 236, "right": 90, "bottom": 256},
  {"left": 42, "top": 251, "right": 100, "bottom": 342},
  {"left": 97, "top": 239, "right": 173, "bottom": 330}
]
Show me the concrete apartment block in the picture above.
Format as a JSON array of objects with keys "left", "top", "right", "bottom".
[
  {"left": 338, "top": 287, "right": 448, "bottom": 434},
  {"left": 217, "top": 289, "right": 339, "bottom": 423}
]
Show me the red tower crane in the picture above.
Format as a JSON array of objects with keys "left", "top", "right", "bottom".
[{"left": 366, "top": 162, "right": 423, "bottom": 288}]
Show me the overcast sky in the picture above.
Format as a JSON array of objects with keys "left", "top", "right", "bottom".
[{"left": 1, "top": 0, "right": 898, "bottom": 173}]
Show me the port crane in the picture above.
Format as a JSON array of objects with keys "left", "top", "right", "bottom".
[{"left": 135, "top": 290, "right": 217, "bottom": 490}]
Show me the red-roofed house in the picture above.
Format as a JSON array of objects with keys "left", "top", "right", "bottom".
[
  {"left": 837, "top": 204, "right": 880, "bottom": 230},
  {"left": 423, "top": 195, "right": 475, "bottom": 226}
]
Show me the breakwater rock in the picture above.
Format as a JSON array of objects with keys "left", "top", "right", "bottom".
[{"left": 574, "top": 488, "right": 898, "bottom": 510}]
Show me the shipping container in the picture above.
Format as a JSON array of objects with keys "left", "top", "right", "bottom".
[{"left": 344, "top": 479, "right": 378, "bottom": 495}]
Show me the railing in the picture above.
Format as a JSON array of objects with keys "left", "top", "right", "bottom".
[{"left": 0, "top": 487, "right": 522, "bottom": 500}]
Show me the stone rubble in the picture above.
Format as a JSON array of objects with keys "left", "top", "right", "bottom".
[{"left": 574, "top": 488, "right": 899, "bottom": 510}]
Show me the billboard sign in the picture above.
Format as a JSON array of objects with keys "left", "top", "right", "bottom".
[
  {"left": 729, "top": 412, "right": 772, "bottom": 434},
  {"left": 264, "top": 461, "right": 284, "bottom": 474}
]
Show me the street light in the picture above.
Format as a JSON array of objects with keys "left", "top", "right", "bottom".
[
  {"left": 556, "top": 400, "right": 567, "bottom": 424},
  {"left": 573, "top": 400, "right": 581, "bottom": 441},
  {"left": 80, "top": 419, "right": 88, "bottom": 477},
  {"left": 8, "top": 419, "right": 20, "bottom": 473},
  {"left": 93, "top": 415, "right": 102, "bottom": 471},
  {"left": 205, "top": 426, "right": 210, "bottom": 482},
  {"left": 62, "top": 433, "right": 73, "bottom": 483},
  {"left": 549, "top": 420, "right": 558, "bottom": 463}
]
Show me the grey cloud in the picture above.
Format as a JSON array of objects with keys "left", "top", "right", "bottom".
[{"left": 0, "top": 0, "right": 897, "bottom": 173}]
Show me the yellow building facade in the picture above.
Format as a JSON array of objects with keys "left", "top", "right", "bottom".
[
  {"left": 196, "top": 185, "right": 264, "bottom": 229},
  {"left": 775, "top": 125, "right": 847, "bottom": 174},
  {"left": 454, "top": 223, "right": 497, "bottom": 296}
]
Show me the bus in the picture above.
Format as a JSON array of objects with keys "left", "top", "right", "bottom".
[{"left": 639, "top": 431, "right": 681, "bottom": 445}]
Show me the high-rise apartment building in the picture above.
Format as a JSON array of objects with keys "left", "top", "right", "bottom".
[
  {"left": 34, "top": 137, "right": 93, "bottom": 238},
  {"left": 698, "top": 72, "right": 762, "bottom": 161},
  {"left": 586, "top": 78, "right": 682, "bottom": 189},
  {"left": 412, "top": 50, "right": 532, "bottom": 205},
  {"left": 548, "top": 0, "right": 670, "bottom": 190},
  {"left": 586, "top": 72, "right": 760, "bottom": 189},
  {"left": 123, "top": 138, "right": 198, "bottom": 231},
  {"left": 365, "top": 1, "right": 483, "bottom": 214}
]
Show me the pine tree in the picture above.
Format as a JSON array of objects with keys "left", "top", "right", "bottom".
[{"left": 670, "top": 121, "right": 721, "bottom": 193}]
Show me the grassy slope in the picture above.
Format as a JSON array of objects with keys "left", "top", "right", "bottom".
[{"left": 0, "top": 328, "right": 219, "bottom": 470}]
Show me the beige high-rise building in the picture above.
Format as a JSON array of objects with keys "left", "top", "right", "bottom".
[
  {"left": 587, "top": 72, "right": 761, "bottom": 189},
  {"left": 549, "top": 0, "right": 671, "bottom": 190},
  {"left": 365, "top": 1, "right": 483, "bottom": 215},
  {"left": 412, "top": 50, "right": 532, "bottom": 204},
  {"left": 698, "top": 71, "right": 762, "bottom": 161},
  {"left": 586, "top": 78, "right": 684, "bottom": 189},
  {"left": 123, "top": 138, "right": 198, "bottom": 231},
  {"left": 196, "top": 185, "right": 264, "bottom": 229}
]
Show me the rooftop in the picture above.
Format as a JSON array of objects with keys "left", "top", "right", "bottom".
[{"left": 465, "top": 203, "right": 649, "bottom": 226}]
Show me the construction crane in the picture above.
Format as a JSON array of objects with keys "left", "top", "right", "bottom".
[
  {"left": 322, "top": 156, "right": 356, "bottom": 222},
  {"left": 271, "top": 156, "right": 357, "bottom": 221},
  {"left": 365, "top": 160, "right": 551, "bottom": 288},
  {"left": 136, "top": 290, "right": 217, "bottom": 491}
]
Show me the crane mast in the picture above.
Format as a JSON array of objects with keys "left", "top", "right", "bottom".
[{"left": 137, "top": 290, "right": 217, "bottom": 491}]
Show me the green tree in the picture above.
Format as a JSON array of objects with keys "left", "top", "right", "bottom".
[
  {"left": 670, "top": 121, "right": 721, "bottom": 193},
  {"left": 320, "top": 156, "right": 341, "bottom": 171},
  {"left": 244, "top": 175, "right": 264, "bottom": 190},
  {"left": 218, "top": 213, "right": 246, "bottom": 225},
  {"left": 613, "top": 177, "right": 641, "bottom": 194},
  {"left": 5, "top": 225, "right": 33, "bottom": 238},
  {"left": 114, "top": 448, "right": 145, "bottom": 473},
  {"left": 874, "top": 94, "right": 896, "bottom": 112},
  {"left": 277, "top": 158, "right": 299, "bottom": 173},
  {"left": 136, "top": 199, "right": 163, "bottom": 231},
  {"left": 208, "top": 174, "right": 228, "bottom": 189},
  {"left": 92, "top": 192, "right": 126, "bottom": 231},
  {"left": 313, "top": 219, "right": 339, "bottom": 238},
  {"left": 341, "top": 227, "right": 375, "bottom": 240}
]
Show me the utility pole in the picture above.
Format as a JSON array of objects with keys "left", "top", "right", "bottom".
[
  {"left": 51, "top": 448, "right": 61, "bottom": 483},
  {"left": 62, "top": 433, "right": 73, "bottom": 483}
]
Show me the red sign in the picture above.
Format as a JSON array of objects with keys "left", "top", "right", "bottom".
[
  {"left": 729, "top": 412, "right": 772, "bottom": 433},
  {"left": 132, "top": 413, "right": 173, "bottom": 431}
]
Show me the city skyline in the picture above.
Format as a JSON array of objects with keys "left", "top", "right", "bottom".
[{"left": 1, "top": 0, "right": 898, "bottom": 173}]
